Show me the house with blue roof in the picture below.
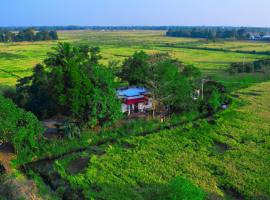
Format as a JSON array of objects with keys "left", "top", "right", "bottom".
[{"left": 117, "top": 87, "right": 152, "bottom": 115}]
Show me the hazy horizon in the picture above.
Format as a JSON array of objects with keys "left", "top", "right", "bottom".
[{"left": 1, "top": 0, "right": 270, "bottom": 27}]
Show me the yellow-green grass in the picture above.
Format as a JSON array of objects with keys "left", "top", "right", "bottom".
[
  {"left": 0, "top": 30, "right": 269, "bottom": 86},
  {"left": 199, "top": 40, "right": 270, "bottom": 52},
  {"left": 57, "top": 81, "right": 270, "bottom": 199}
]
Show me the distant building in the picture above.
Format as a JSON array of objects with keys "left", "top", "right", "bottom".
[
  {"left": 249, "top": 35, "right": 270, "bottom": 41},
  {"left": 117, "top": 87, "right": 152, "bottom": 115}
]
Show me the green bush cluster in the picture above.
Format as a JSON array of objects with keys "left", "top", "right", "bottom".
[
  {"left": 0, "top": 95, "right": 43, "bottom": 161},
  {"left": 15, "top": 43, "right": 122, "bottom": 127},
  {"left": 228, "top": 59, "right": 270, "bottom": 74}
]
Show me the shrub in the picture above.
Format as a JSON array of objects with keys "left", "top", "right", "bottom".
[{"left": 0, "top": 95, "right": 43, "bottom": 161}]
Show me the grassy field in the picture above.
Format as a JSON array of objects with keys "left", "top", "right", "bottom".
[
  {"left": 0, "top": 30, "right": 269, "bottom": 87},
  {"left": 53, "top": 81, "right": 270, "bottom": 200}
]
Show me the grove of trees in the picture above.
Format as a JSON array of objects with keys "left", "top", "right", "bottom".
[
  {"left": 120, "top": 51, "right": 201, "bottom": 114},
  {"left": 0, "top": 28, "right": 58, "bottom": 42},
  {"left": 15, "top": 43, "right": 122, "bottom": 127},
  {"left": 166, "top": 27, "right": 269, "bottom": 40},
  {"left": 228, "top": 59, "right": 270, "bottom": 74}
]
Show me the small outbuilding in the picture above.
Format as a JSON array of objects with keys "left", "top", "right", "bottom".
[{"left": 117, "top": 87, "right": 152, "bottom": 115}]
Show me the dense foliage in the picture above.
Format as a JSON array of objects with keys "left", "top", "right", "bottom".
[
  {"left": 166, "top": 27, "right": 270, "bottom": 40},
  {"left": 120, "top": 51, "right": 201, "bottom": 114},
  {"left": 0, "top": 28, "right": 58, "bottom": 42},
  {"left": 15, "top": 43, "right": 122, "bottom": 126},
  {"left": 0, "top": 95, "right": 43, "bottom": 159},
  {"left": 228, "top": 59, "right": 270, "bottom": 74},
  {"left": 200, "top": 81, "right": 228, "bottom": 114}
]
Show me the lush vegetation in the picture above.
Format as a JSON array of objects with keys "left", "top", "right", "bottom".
[
  {"left": 1, "top": 30, "right": 270, "bottom": 86},
  {"left": 0, "top": 95, "right": 43, "bottom": 160},
  {"left": 52, "top": 82, "right": 270, "bottom": 200},
  {"left": 15, "top": 43, "right": 122, "bottom": 126},
  {"left": 0, "top": 30, "right": 270, "bottom": 200},
  {"left": 0, "top": 28, "right": 58, "bottom": 42},
  {"left": 228, "top": 59, "right": 270, "bottom": 74},
  {"left": 166, "top": 27, "right": 270, "bottom": 40},
  {"left": 120, "top": 51, "right": 200, "bottom": 114}
]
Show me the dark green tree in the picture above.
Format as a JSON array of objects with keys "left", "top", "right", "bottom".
[
  {"left": 120, "top": 51, "right": 149, "bottom": 85},
  {"left": 146, "top": 59, "right": 193, "bottom": 114},
  {"left": 16, "top": 43, "right": 121, "bottom": 126},
  {"left": 119, "top": 52, "right": 197, "bottom": 115}
]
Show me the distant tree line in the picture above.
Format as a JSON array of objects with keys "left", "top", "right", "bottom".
[
  {"left": 1, "top": 26, "right": 270, "bottom": 32},
  {"left": 0, "top": 28, "right": 58, "bottom": 42},
  {"left": 166, "top": 27, "right": 270, "bottom": 40},
  {"left": 228, "top": 59, "right": 270, "bottom": 74}
]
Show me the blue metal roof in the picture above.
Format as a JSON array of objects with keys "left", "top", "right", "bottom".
[{"left": 117, "top": 87, "right": 148, "bottom": 97}]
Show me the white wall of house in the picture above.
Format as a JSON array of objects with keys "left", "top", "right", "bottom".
[{"left": 121, "top": 103, "right": 128, "bottom": 113}]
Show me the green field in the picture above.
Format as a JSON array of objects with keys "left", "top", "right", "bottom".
[
  {"left": 0, "top": 30, "right": 269, "bottom": 86},
  {"left": 1, "top": 31, "right": 270, "bottom": 200}
]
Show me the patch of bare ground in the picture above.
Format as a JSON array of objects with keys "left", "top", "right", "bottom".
[
  {"left": 0, "top": 174, "right": 42, "bottom": 200},
  {"left": 0, "top": 143, "right": 42, "bottom": 200},
  {"left": 68, "top": 156, "right": 90, "bottom": 175},
  {"left": 42, "top": 116, "right": 66, "bottom": 139},
  {"left": 0, "top": 143, "right": 15, "bottom": 173},
  {"left": 212, "top": 141, "right": 230, "bottom": 154}
]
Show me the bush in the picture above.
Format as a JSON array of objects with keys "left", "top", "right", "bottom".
[{"left": 0, "top": 95, "right": 44, "bottom": 161}]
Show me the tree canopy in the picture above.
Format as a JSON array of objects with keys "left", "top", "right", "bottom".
[
  {"left": 0, "top": 95, "right": 43, "bottom": 158},
  {"left": 16, "top": 43, "right": 122, "bottom": 126},
  {"left": 0, "top": 28, "right": 58, "bottom": 42},
  {"left": 119, "top": 52, "right": 201, "bottom": 114}
]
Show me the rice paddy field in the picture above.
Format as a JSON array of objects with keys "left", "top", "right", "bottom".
[
  {"left": 0, "top": 30, "right": 270, "bottom": 87},
  {"left": 1, "top": 30, "right": 270, "bottom": 200}
]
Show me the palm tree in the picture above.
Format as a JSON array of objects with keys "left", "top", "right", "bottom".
[{"left": 44, "top": 42, "right": 74, "bottom": 67}]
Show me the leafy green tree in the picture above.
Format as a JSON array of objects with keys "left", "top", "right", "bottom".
[
  {"left": 119, "top": 52, "right": 197, "bottom": 115},
  {"left": 120, "top": 51, "right": 149, "bottom": 85},
  {"left": 16, "top": 43, "right": 121, "bottom": 127},
  {"left": 146, "top": 59, "right": 193, "bottom": 114},
  {"left": 27, "top": 64, "right": 53, "bottom": 118},
  {"left": 49, "top": 30, "right": 58, "bottom": 40}
]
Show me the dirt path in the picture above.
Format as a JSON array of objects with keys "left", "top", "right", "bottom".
[
  {"left": 0, "top": 144, "right": 42, "bottom": 200},
  {"left": 0, "top": 144, "right": 15, "bottom": 173}
]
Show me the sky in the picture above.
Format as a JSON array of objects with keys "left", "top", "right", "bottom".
[{"left": 1, "top": 0, "right": 270, "bottom": 27}]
